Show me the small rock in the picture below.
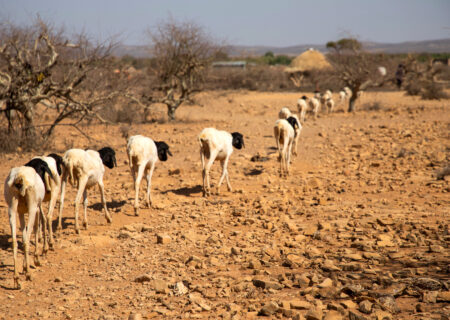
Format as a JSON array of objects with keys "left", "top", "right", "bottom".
[
  {"left": 428, "top": 244, "right": 444, "bottom": 253},
  {"left": 156, "top": 234, "right": 171, "bottom": 244},
  {"left": 373, "top": 310, "right": 392, "bottom": 320},
  {"left": 189, "top": 292, "right": 211, "bottom": 311},
  {"left": 134, "top": 274, "right": 151, "bottom": 283},
  {"left": 168, "top": 168, "right": 182, "bottom": 175},
  {"left": 258, "top": 301, "right": 279, "bottom": 316},
  {"left": 358, "top": 300, "right": 372, "bottom": 314},
  {"left": 323, "top": 310, "right": 342, "bottom": 320},
  {"left": 422, "top": 291, "right": 438, "bottom": 303},
  {"left": 340, "top": 300, "right": 358, "bottom": 309},
  {"left": 173, "top": 281, "right": 188, "bottom": 296},
  {"left": 437, "top": 291, "right": 450, "bottom": 302},
  {"left": 252, "top": 278, "right": 282, "bottom": 290},
  {"left": 318, "top": 278, "right": 333, "bottom": 288},
  {"left": 290, "top": 300, "right": 311, "bottom": 310},
  {"left": 414, "top": 278, "right": 442, "bottom": 291},
  {"left": 305, "top": 307, "right": 323, "bottom": 320},
  {"left": 150, "top": 279, "right": 168, "bottom": 294},
  {"left": 348, "top": 310, "right": 368, "bottom": 320},
  {"left": 128, "top": 313, "right": 142, "bottom": 320}
]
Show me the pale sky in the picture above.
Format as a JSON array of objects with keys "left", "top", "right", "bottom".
[{"left": 1, "top": 0, "right": 449, "bottom": 46}]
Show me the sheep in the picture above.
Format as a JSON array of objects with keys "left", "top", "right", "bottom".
[
  {"left": 308, "top": 97, "right": 321, "bottom": 119},
  {"left": 27, "top": 154, "right": 63, "bottom": 249},
  {"left": 320, "top": 90, "right": 332, "bottom": 111},
  {"left": 198, "top": 128, "right": 244, "bottom": 197},
  {"left": 297, "top": 96, "right": 308, "bottom": 123},
  {"left": 58, "top": 147, "right": 116, "bottom": 234},
  {"left": 325, "top": 98, "right": 335, "bottom": 114},
  {"left": 4, "top": 163, "right": 52, "bottom": 289},
  {"left": 277, "top": 106, "right": 302, "bottom": 156},
  {"left": 278, "top": 107, "right": 292, "bottom": 120},
  {"left": 338, "top": 90, "right": 347, "bottom": 104},
  {"left": 126, "top": 135, "right": 172, "bottom": 215},
  {"left": 274, "top": 116, "right": 299, "bottom": 177},
  {"left": 344, "top": 86, "right": 352, "bottom": 98}
]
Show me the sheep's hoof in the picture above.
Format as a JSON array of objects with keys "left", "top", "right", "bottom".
[
  {"left": 34, "top": 257, "right": 41, "bottom": 267},
  {"left": 106, "top": 216, "right": 112, "bottom": 224},
  {"left": 83, "top": 222, "right": 88, "bottom": 229},
  {"left": 134, "top": 208, "right": 139, "bottom": 216},
  {"left": 75, "top": 228, "right": 81, "bottom": 235},
  {"left": 25, "top": 272, "right": 32, "bottom": 281}
]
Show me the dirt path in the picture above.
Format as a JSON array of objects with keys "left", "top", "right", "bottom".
[{"left": 0, "top": 91, "right": 449, "bottom": 319}]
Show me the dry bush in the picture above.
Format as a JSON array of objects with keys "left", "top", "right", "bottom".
[
  {"left": 361, "top": 101, "right": 382, "bottom": 112},
  {"left": 205, "top": 66, "right": 296, "bottom": 91},
  {"left": 99, "top": 104, "right": 143, "bottom": 124},
  {"left": 0, "top": 128, "right": 51, "bottom": 153}
]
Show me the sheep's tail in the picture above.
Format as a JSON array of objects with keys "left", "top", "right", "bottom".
[
  {"left": 10, "top": 174, "right": 28, "bottom": 197},
  {"left": 198, "top": 133, "right": 210, "bottom": 159}
]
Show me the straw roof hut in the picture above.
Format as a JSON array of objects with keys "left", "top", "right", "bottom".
[{"left": 284, "top": 48, "right": 332, "bottom": 73}]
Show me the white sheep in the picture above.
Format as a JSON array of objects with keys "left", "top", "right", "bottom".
[
  {"left": 198, "top": 128, "right": 244, "bottom": 197},
  {"left": 308, "top": 97, "right": 321, "bottom": 119},
  {"left": 278, "top": 107, "right": 292, "bottom": 120},
  {"left": 344, "top": 86, "right": 352, "bottom": 98},
  {"left": 338, "top": 90, "right": 347, "bottom": 104},
  {"left": 4, "top": 165, "right": 50, "bottom": 289},
  {"left": 277, "top": 107, "right": 302, "bottom": 156},
  {"left": 127, "top": 135, "right": 172, "bottom": 215},
  {"left": 58, "top": 147, "right": 116, "bottom": 234},
  {"left": 325, "top": 98, "right": 335, "bottom": 113},
  {"left": 274, "top": 117, "right": 299, "bottom": 177},
  {"left": 29, "top": 154, "right": 62, "bottom": 250},
  {"left": 297, "top": 96, "right": 308, "bottom": 123}
]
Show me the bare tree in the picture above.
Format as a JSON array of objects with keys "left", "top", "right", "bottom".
[
  {"left": 0, "top": 18, "right": 122, "bottom": 141},
  {"left": 327, "top": 38, "right": 394, "bottom": 112},
  {"left": 127, "top": 19, "right": 218, "bottom": 121}
]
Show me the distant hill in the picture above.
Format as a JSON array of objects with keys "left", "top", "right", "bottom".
[{"left": 113, "top": 38, "right": 450, "bottom": 58}]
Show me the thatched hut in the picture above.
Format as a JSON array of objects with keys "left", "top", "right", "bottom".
[{"left": 285, "top": 48, "right": 332, "bottom": 88}]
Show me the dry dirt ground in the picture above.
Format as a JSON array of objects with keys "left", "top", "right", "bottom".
[{"left": 0, "top": 91, "right": 449, "bottom": 320}]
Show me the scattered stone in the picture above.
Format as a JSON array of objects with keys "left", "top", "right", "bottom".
[
  {"left": 134, "top": 274, "right": 151, "bottom": 283},
  {"left": 348, "top": 309, "right": 368, "bottom": 320},
  {"left": 323, "top": 310, "right": 343, "bottom": 320},
  {"left": 358, "top": 300, "right": 372, "bottom": 314},
  {"left": 252, "top": 278, "right": 282, "bottom": 290},
  {"left": 305, "top": 307, "right": 323, "bottom": 320},
  {"left": 318, "top": 278, "right": 333, "bottom": 288},
  {"left": 128, "top": 313, "right": 142, "bottom": 320},
  {"left": 150, "top": 279, "right": 168, "bottom": 294},
  {"left": 414, "top": 278, "right": 442, "bottom": 291},
  {"left": 258, "top": 301, "right": 279, "bottom": 316},
  {"left": 173, "top": 281, "right": 188, "bottom": 296},
  {"left": 322, "top": 259, "right": 341, "bottom": 271},
  {"left": 373, "top": 310, "right": 392, "bottom": 320},
  {"left": 428, "top": 245, "right": 444, "bottom": 253},
  {"left": 422, "top": 291, "right": 438, "bottom": 303},
  {"left": 340, "top": 300, "right": 358, "bottom": 309},
  {"left": 290, "top": 300, "right": 311, "bottom": 310},
  {"left": 378, "top": 295, "right": 399, "bottom": 313},
  {"left": 189, "top": 292, "right": 211, "bottom": 311},
  {"left": 156, "top": 234, "right": 171, "bottom": 244},
  {"left": 437, "top": 291, "right": 450, "bottom": 302}
]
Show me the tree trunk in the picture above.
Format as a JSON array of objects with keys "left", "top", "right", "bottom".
[
  {"left": 348, "top": 96, "right": 357, "bottom": 112},
  {"left": 23, "top": 105, "right": 36, "bottom": 137}
]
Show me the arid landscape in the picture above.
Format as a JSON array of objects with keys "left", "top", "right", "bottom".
[{"left": 0, "top": 90, "right": 448, "bottom": 319}]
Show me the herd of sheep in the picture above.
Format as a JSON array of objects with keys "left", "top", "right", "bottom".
[{"left": 3, "top": 87, "right": 352, "bottom": 289}]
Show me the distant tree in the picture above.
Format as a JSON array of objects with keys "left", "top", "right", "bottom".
[
  {"left": 0, "top": 18, "right": 123, "bottom": 140},
  {"left": 327, "top": 38, "right": 393, "bottom": 112},
  {"left": 127, "top": 19, "right": 219, "bottom": 121}
]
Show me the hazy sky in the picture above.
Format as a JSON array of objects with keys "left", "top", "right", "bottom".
[{"left": 1, "top": 0, "right": 449, "bottom": 46}]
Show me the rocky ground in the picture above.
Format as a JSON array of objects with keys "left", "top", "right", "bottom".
[{"left": 0, "top": 91, "right": 448, "bottom": 320}]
